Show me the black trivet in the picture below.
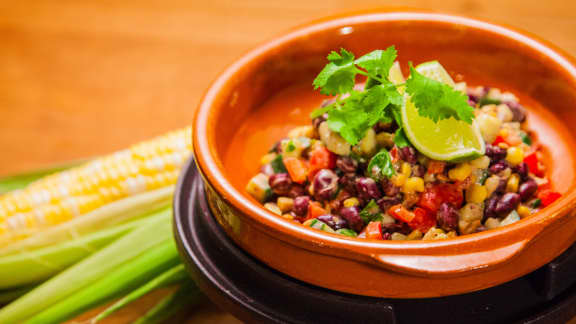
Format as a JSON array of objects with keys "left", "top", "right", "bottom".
[{"left": 174, "top": 158, "right": 576, "bottom": 324}]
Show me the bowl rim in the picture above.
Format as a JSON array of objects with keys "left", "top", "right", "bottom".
[{"left": 193, "top": 10, "right": 576, "bottom": 253}]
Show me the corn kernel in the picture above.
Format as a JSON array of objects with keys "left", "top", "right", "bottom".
[
  {"left": 506, "top": 174, "right": 520, "bottom": 192},
  {"left": 499, "top": 128, "right": 509, "bottom": 138},
  {"left": 264, "top": 202, "right": 282, "bottom": 215},
  {"left": 277, "top": 197, "right": 294, "bottom": 213},
  {"left": 470, "top": 156, "right": 490, "bottom": 169},
  {"left": 376, "top": 132, "right": 395, "bottom": 148},
  {"left": 448, "top": 163, "right": 472, "bottom": 181},
  {"left": 391, "top": 232, "right": 407, "bottom": 240},
  {"left": 406, "top": 230, "right": 423, "bottom": 240},
  {"left": 403, "top": 177, "right": 425, "bottom": 194},
  {"left": 517, "top": 205, "right": 531, "bottom": 218},
  {"left": 343, "top": 198, "right": 360, "bottom": 208},
  {"left": 401, "top": 162, "right": 412, "bottom": 176},
  {"left": 392, "top": 173, "right": 407, "bottom": 186},
  {"left": 506, "top": 147, "right": 524, "bottom": 166},
  {"left": 288, "top": 125, "right": 314, "bottom": 138},
  {"left": 466, "top": 184, "right": 488, "bottom": 203},
  {"left": 498, "top": 142, "right": 509, "bottom": 149},
  {"left": 302, "top": 219, "right": 315, "bottom": 227},
  {"left": 282, "top": 213, "right": 294, "bottom": 220},
  {"left": 260, "top": 153, "right": 277, "bottom": 165},
  {"left": 485, "top": 217, "right": 500, "bottom": 229},
  {"left": 358, "top": 128, "right": 377, "bottom": 156},
  {"left": 484, "top": 175, "right": 501, "bottom": 197}
]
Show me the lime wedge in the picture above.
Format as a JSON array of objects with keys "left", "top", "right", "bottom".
[
  {"left": 401, "top": 62, "right": 485, "bottom": 162},
  {"left": 388, "top": 61, "right": 405, "bottom": 85},
  {"left": 414, "top": 61, "right": 455, "bottom": 87}
]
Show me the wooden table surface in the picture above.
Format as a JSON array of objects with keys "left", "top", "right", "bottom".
[{"left": 2, "top": 0, "right": 576, "bottom": 323}]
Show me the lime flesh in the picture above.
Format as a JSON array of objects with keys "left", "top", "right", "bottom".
[{"left": 401, "top": 62, "right": 485, "bottom": 162}]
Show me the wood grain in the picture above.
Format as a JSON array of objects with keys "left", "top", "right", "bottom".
[{"left": 1, "top": 0, "right": 575, "bottom": 322}]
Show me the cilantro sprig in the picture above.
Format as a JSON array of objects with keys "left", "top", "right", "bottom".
[{"left": 311, "top": 47, "right": 474, "bottom": 148}]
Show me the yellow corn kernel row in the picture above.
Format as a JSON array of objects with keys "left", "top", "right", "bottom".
[{"left": 0, "top": 127, "right": 191, "bottom": 236}]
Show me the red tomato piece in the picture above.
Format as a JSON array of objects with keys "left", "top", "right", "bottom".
[
  {"left": 365, "top": 221, "right": 384, "bottom": 240},
  {"left": 418, "top": 184, "right": 463, "bottom": 213},
  {"left": 308, "top": 146, "right": 336, "bottom": 180},
  {"left": 427, "top": 160, "right": 446, "bottom": 175},
  {"left": 306, "top": 202, "right": 326, "bottom": 220},
  {"left": 283, "top": 157, "right": 308, "bottom": 184},
  {"left": 537, "top": 189, "right": 561, "bottom": 207},
  {"left": 523, "top": 152, "right": 544, "bottom": 177},
  {"left": 492, "top": 135, "right": 507, "bottom": 146},
  {"left": 387, "top": 204, "right": 415, "bottom": 223},
  {"left": 410, "top": 207, "right": 437, "bottom": 232}
]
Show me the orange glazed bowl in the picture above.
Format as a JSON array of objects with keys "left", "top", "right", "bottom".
[{"left": 192, "top": 11, "right": 576, "bottom": 298}]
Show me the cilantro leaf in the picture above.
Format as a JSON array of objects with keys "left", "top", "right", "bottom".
[
  {"left": 355, "top": 46, "right": 397, "bottom": 81},
  {"left": 312, "top": 49, "right": 357, "bottom": 95},
  {"left": 326, "top": 92, "right": 370, "bottom": 145},
  {"left": 394, "top": 128, "right": 410, "bottom": 148},
  {"left": 270, "top": 154, "right": 287, "bottom": 173},
  {"left": 367, "top": 149, "right": 395, "bottom": 180},
  {"left": 405, "top": 66, "right": 474, "bottom": 123},
  {"left": 359, "top": 199, "right": 382, "bottom": 224}
]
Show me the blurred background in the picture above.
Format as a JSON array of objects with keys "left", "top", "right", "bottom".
[
  {"left": 1, "top": 0, "right": 574, "bottom": 177},
  {"left": 1, "top": 1, "right": 575, "bottom": 322}
]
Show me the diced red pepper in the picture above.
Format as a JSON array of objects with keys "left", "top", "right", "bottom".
[
  {"left": 365, "top": 221, "right": 384, "bottom": 240},
  {"left": 410, "top": 207, "right": 436, "bottom": 232},
  {"left": 283, "top": 157, "right": 308, "bottom": 184},
  {"left": 537, "top": 189, "right": 561, "bottom": 207},
  {"left": 306, "top": 202, "right": 326, "bottom": 220},
  {"left": 390, "top": 146, "right": 399, "bottom": 162},
  {"left": 523, "top": 152, "right": 544, "bottom": 177},
  {"left": 388, "top": 204, "right": 415, "bottom": 223},
  {"left": 427, "top": 160, "right": 446, "bottom": 175},
  {"left": 492, "top": 135, "right": 507, "bottom": 146},
  {"left": 418, "top": 183, "right": 463, "bottom": 213},
  {"left": 308, "top": 146, "right": 336, "bottom": 180}
]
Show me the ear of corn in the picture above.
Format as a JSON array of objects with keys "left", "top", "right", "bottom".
[{"left": 0, "top": 127, "right": 191, "bottom": 247}]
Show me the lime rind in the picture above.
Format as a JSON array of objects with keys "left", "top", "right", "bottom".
[{"left": 400, "top": 62, "right": 485, "bottom": 162}]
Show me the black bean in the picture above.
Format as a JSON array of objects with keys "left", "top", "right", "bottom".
[
  {"left": 486, "top": 145, "right": 507, "bottom": 161},
  {"left": 288, "top": 184, "right": 305, "bottom": 198},
  {"left": 495, "top": 193, "right": 521, "bottom": 216},
  {"left": 313, "top": 169, "right": 339, "bottom": 201},
  {"left": 339, "top": 206, "right": 364, "bottom": 232},
  {"left": 317, "top": 214, "right": 348, "bottom": 230},
  {"left": 336, "top": 156, "right": 358, "bottom": 173},
  {"left": 312, "top": 113, "right": 328, "bottom": 130},
  {"left": 269, "top": 173, "right": 292, "bottom": 195},
  {"left": 292, "top": 196, "right": 310, "bottom": 216},
  {"left": 398, "top": 146, "right": 417, "bottom": 164},
  {"left": 377, "top": 196, "right": 402, "bottom": 212},
  {"left": 437, "top": 202, "right": 459, "bottom": 231},
  {"left": 381, "top": 222, "right": 411, "bottom": 235},
  {"left": 382, "top": 232, "right": 392, "bottom": 240},
  {"left": 355, "top": 177, "right": 382, "bottom": 201},
  {"left": 514, "top": 162, "right": 529, "bottom": 180},
  {"left": 338, "top": 173, "right": 357, "bottom": 195},
  {"left": 506, "top": 101, "right": 526, "bottom": 122},
  {"left": 495, "top": 178, "right": 507, "bottom": 195},
  {"left": 484, "top": 195, "right": 500, "bottom": 220},
  {"left": 489, "top": 160, "right": 509, "bottom": 174},
  {"left": 412, "top": 165, "right": 426, "bottom": 178},
  {"left": 518, "top": 178, "right": 538, "bottom": 201},
  {"left": 381, "top": 178, "right": 400, "bottom": 197}
]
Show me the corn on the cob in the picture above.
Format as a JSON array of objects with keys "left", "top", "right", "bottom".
[{"left": 0, "top": 127, "right": 192, "bottom": 243}]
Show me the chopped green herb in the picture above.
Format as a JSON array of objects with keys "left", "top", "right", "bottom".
[
  {"left": 477, "top": 170, "right": 489, "bottom": 184},
  {"left": 519, "top": 131, "right": 532, "bottom": 145},
  {"left": 367, "top": 149, "right": 395, "bottom": 180},
  {"left": 270, "top": 155, "right": 287, "bottom": 173},
  {"left": 532, "top": 199, "right": 542, "bottom": 208},
  {"left": 312, "top": 48, "right": 358, "bottom": 96},
  {"left": 285, "top": 140, "right": 296, "bottom": 152},
  {"left": 405, "top": 65, "right": 475, "bottom": 123},
  {"left": 394, "top": 128, "right": 410, "bottom": 148},
  {"left": 478, "top": 97, "right": 501, "bottom": 106},
  {"left": 336, "top": 228, "right": 358, "bottom": 237},
  {"left": 359, "top": 200, "right": 381, "bottom": 224}
]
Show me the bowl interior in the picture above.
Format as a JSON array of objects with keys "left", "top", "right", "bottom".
[{"left": 200, "top": 13, "right": 576, "bottom": 238}]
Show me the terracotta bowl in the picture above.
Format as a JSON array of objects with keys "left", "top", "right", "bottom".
[{"left": 192, "top": 10, "right": 576, "bottom": 298}]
